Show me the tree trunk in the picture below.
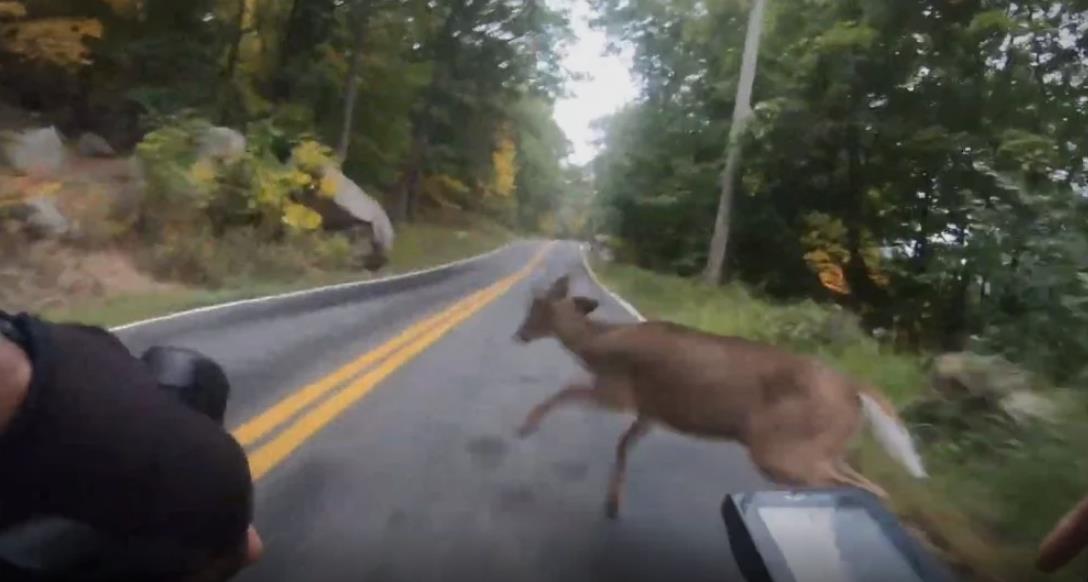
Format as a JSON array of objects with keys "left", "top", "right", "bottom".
[
  {"left": 336, "top": 1, "right": 371, "bottom": 161},
  {"left": 394, "top": 131, "right": 426, "bottom": 223},
  {"left": 219, "top": 0, "right": 249, "bottom": 123},
  {"left": 704, "top": 0, "right": 767, "bottom": 285},
  {"left": 271, "top": 0, "right": 304, "bottom": 99}
]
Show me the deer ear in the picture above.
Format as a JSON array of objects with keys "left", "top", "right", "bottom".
[
  {"left": 572, "top": 296, "right": 599, "bottom": 315},
  {"left": 547, "top": 275, "right": 570, "bottom": 300}
]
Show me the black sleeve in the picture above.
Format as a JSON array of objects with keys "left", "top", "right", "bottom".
[{"left": 0, "top": 314, "right": 253, "bottom": 556}]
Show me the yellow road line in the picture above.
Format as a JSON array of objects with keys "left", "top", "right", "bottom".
[
  {"left": 231, "top": 285, "right": 494, "bottom": 447},
  {"left": 246, "top": 246, "right": 549, "bottom": 480}
]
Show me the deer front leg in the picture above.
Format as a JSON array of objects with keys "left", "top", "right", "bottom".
[
  {"left": 606, "top": 417, "right": 651, "bottom": 519},
  {"left": 517, "top": 384, "right": 600, "bottom": 438}
]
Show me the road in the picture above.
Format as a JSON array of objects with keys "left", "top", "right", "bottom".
[{"left": 118, "top": 240, "right": 769, "bottom": 582}]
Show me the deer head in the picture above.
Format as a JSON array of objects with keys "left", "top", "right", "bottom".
[{"left": 514, "top": 275, "right": 599, "bottom": 343}]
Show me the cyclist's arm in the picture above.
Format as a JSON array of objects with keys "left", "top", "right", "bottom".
[
  {"left": 0, "top": 314, "right": 257, "bottom": 575},
  {"left": 0, "top": 336, "right": 30, "bottom": 434}
]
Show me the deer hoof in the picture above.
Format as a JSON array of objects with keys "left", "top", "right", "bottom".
[
  {"left": 604, "top": 500, "right": 620, "bottom": 520},
  {"left": 516, "top": 419, "right": 540, "bottom": 438}
]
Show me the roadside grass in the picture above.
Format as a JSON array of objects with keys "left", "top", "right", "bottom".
[
  {"left": 386, "top": 215, "right": 515, "bottom": 272},
  {"left": 593, "top": 259, "right": 1088, "bottom": 582},
  {"left": 46, "top": 218, "right": 516, "bottom": 328}
]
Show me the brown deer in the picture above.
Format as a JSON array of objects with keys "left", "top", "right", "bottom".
[{"left": 514, "top": 275, "right": 927, "bottom": 518}]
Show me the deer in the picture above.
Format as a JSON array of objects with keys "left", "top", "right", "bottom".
[{"left": 513, "top": 274, "right": 928, "bottom": 519}]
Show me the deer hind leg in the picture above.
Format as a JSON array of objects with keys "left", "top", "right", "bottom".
[
  {"left": 606, "top": 417, "right": 652, "bottom": 520},
  {"left": 750, "top": 444, "right": 887, "bottom": 499},
  {"left": 829, "top": 460, "right": 888, "bottom": 499}
]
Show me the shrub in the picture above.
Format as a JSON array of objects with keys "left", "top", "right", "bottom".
[{"left": 134, "top": 114, "right": 339, "bottom": 239}]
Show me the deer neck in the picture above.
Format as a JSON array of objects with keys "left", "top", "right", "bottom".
[{"left": 551, "top": 312, "right": 606, "bottom": 355}]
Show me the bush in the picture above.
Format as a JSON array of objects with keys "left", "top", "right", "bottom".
[
  {"left": 130, "top": 114, "right": 358, "bottom": 286},
  {"left": 134, "top": 113, "right": 338, "bottom": 239}
]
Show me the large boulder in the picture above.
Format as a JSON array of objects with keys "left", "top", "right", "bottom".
[
  {"left": 907, "top": 352, "right": 1059, "bottom": 440},
  {"left": 931, "top": 352, "right": 1034, "bottom": 400},
  {"left": 197, "top": 127, "right": 246, "bottom": 162},
  {"left": 76, "top": 132, "right": 116, "bottom": 158},
  {"left": 2, "top": 127, "right": 66, "bottom": 176},
  {"left": 295, "top": 166, "right": 394, "bottom": 270},
  {"left": 21, "top": 196, "right": 70, "bottom": 237},
  {"left": 322, "top": 166, "right": 394, "bottom": 253}
]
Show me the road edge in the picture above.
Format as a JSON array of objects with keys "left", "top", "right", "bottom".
[
  {"left": 579, "top": 243, "right": 646, "bottom": 322},
  {"left": 111, "top": 243, "right": 516, "bottom": 333}
]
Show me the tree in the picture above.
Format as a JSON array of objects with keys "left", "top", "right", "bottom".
[
  {"left": 704, "top": 0, "right": 767, "bottom": 285},
  {"left": 336, "top": 0, "right": 372, "bottom": 161},
  {"left": 591, "top": 0, "right": 1088, "bottom": 376}
]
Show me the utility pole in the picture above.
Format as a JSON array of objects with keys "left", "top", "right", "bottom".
[{"left": 703, "top": 0, "right": 767, "bottom": 285}]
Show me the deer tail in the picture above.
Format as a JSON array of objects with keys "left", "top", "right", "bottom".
[{"left": 859, "top": 389, "right": 928, "bottom": 479}]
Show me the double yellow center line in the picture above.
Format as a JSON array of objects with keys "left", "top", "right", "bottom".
[{"left": 232, "top": 244, "right": 552, "bottom": 480}]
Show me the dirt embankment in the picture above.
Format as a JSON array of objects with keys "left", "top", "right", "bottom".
[{"left": 1, "top": 232, "right": 182, "bottom": 314}]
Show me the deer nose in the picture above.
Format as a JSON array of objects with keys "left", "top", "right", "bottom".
[{"left": 513, "top": 330, "right": 528, "bottom": 343}]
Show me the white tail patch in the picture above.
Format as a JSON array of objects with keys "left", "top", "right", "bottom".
[{"left": 860, "top": 393, "right": 928, "bottom": 479}]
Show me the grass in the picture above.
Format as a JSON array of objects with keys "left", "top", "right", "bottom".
[
  {"left": 46, "top": 217, "right": 516, "bottom": 328},
  {"left": 386, "top": 216, "right": 515, "bottom": 272},
  {"left": 593, "top": 259, "right": 1088, "bottom": 582}
]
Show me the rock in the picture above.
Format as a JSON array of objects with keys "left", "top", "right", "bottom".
[
  {"left": 931, "top": 352, "right": 1034, "bottom": 400},
  {"left": 76, "top": 132, "right": 116, "bottom": 157},
  {"left": 321, "top": 166, "right": 395, "bottom": 253},
  {"left": 2, "top": 127, "right": 66, "bottom": 176},
  {"left": 23, "top": 196, "right": 70, "bottom": 237},
  {"left": 1000, "top": 390, "right": 1059, "bottom": 424},
  {"left": 197, "top": 127, "right": 246, "bottom": 162}
]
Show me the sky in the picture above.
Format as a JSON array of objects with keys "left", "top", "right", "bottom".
[{"left": 553, "top": 0, "right": 638, "bottom": 166}]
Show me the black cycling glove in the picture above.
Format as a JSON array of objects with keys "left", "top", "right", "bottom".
[{"left": 0, "top": 312, "right": 253, "bottom": 567}]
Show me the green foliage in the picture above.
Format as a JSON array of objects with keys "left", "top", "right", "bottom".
[
  {"left": 0, "top": 0, "right": 574, "bottom": 232},
  {"left": 136, "top": 114, "right": 336, "bottom": 238},
  {"left": 591, "top": 0, "right": 1088, "bottom": 385}
]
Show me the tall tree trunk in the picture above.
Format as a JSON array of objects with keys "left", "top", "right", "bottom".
[
  {"left": 336, "top": 1, "right": 371, "bottom": 161},
  {"left": 392, "top": 2, "right": 463, "bottom": 223},
  {"left": 220, "top": 0, "right": 249, "bottom": 123},
  {"left": 271, "top": 0, "right": 304, "bottom": 99},
  {"left": 394, "top": 131, "right": 426, "bottom": 223},
  {"left": 704, "top": 0, "right": 767, "bottom": 285}
]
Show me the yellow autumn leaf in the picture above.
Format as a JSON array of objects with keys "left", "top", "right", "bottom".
[
  {"left": 319, "top": 173, "right": 339, "bottom": 198},
  {"left": 287, "top": 169, "right": 312, "bottom": 189},
  {"left": 491, "top": 131, "right": 518, "bottom": 198},
  {"left": 0, "top": 2, "right": 27, "bottom": 20},
  {"left": 819, "top": 266, "right": 851, "bottom": 295},
  {"left": 282, "top": 202, "right": 323, "bottom": 231},
  {"left": 189, "top": 159, "right": 217, "bottom": 185},
  {"left": 292, "top": 140, "right": 332, "bottom": 173},
  {"left": 0, "top": 18, "right": 103, "bottom": 68}
]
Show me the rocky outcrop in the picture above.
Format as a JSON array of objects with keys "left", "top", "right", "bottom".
[
  {"left": 299, "top": 166, "right": 395, "bottom": 271},
  {"left": 197, "top": 127, "right": 246, "bottom": 162},
  {"left": 2, "top": 126, "right": 66, "bottom": 176},
  {"left": 76, "top": 132, "right": 116, "bottom": 157}
]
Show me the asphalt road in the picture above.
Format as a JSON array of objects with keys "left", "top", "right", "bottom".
[{"left": 119, "top": 240, "right": 769, "bottom": 582}]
